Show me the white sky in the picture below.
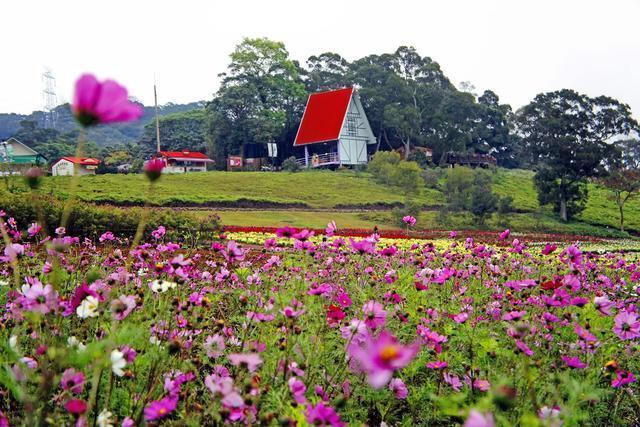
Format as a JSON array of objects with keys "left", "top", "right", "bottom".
[{"left": 1, "top": 0, "right": 639, "bottom": 118}]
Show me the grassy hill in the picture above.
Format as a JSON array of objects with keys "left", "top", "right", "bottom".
[{"left": 25, "top": 168, "right": 640, "bottom": 236}]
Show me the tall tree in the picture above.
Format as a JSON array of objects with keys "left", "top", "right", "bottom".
[
  {"left": 517, "top": 90, "right": 638, "bottom": 221},
  {"left": 305, "top": 53, "right": 350, "bottom": 92},
  {"left": 206, "top": 38, "right": 306, "bottom": 165}
]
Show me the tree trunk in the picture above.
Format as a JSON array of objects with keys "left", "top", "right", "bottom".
[
  {"left": 403, "top": 138, "right": 410, "bottom": 160},
  {"left": 559, "top": 189, "right": 568, "bottom": 222},
  {"left": 619, "top": 204, "right": 625, "bottom": 232}
]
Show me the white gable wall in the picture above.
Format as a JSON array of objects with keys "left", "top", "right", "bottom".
[
  {"left": 52, "top": 159, "right": 74, "bottom": 176},
  {"left": 337, "top": 94, "right": 376, "bottom": 165}
]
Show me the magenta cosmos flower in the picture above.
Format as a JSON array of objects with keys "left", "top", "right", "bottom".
[
  {"left": 348, "top": 330, "right": 419, "bottom": 388},
  {"left": 72, "top": 73, "right": 143, "bottom": 127},
  {"left": 144, "top": 395, "right": 178, "bottom": 421},
  {"left": 305, "top": 402, "right": 345, "bottom": 427}
]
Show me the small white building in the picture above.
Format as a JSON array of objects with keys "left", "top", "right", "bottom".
[
  {"left": 293, "top": 87, "right": 376, "bottom": 167},
  {"left": 51, "top": 157, "right": 100, "bottom": 176},
  {"left": 156, "top": 151, "right": 213, "bottom": 173}
]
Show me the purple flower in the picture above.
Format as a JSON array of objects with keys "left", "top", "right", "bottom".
[
  {"left": 561, "top": 356, "right": 587, "bottom": 369},
  {"left": 305, "top": 402, "right": 345, "bottom": 427},
  {"left": 144, "top": 396, "right": 177, "bottom": 421},
  {"left": 499, "top": 229, "right": 510, "bottom": 241},
  {"left": 613, "top": 311, "right": 640, "bottom": 340},
  {"left": 64, "top": 398, "right": 87, "bottom": 415},
  {"left": 72, "top": 73, "right": 143, "bottom": 126},
  {"left": 288, "top": 377, "right": 307, "bottom": 404},
  {"left": 60, "top": 368, "right": 85, "bottom": 394},
  {"left": 204, "top": 334, "right": 226, "bottom": 359},
  {"left": 362, "top": 300, "right": 387, "bottom": 330},
  {"left": 612, "top": 370, "right": 636, "bottom": 388},
  {"left": 347, "top": 330, "right": 419, "bottom": 388},
  {"left": 389, "top": 378, "right": 408, "bottom": 399}
]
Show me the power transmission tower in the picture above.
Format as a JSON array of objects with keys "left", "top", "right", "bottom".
[{"left": 42, "top": 68, "right": 58, "bottom": 129}]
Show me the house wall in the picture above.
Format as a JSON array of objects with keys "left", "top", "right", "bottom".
[
  {"left": 337, "top": 96, "right": 376, "bottom": 165},
  {"left": 164, "top": 161, "right": 207, "bottom": 173},
  {"left": 52, "top": 159, "right": 74, "bottom": 176},
  {"left": 52, "top": 160, "right": 97, "bottom": 176}
]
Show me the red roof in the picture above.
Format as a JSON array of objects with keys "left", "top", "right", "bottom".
[
  {"left": 158, "top": 151, "right": 211, "bottom": 160},
  {"left": 294, "top": 87, "right": 353, "bottom": 146},
  {"left": 58, "top": 157, "right": 100, "bottom": 165}
]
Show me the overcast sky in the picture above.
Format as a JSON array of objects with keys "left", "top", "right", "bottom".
[{"left": 1, "top": 0, "right": 639, "bottom": 117}]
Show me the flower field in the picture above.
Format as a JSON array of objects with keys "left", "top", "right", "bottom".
[{"left": 2, "top": 215, "right": 640, "bottom": 426}]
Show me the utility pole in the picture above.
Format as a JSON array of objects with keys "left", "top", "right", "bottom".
[{"left": 154, "top": 77, "right": 161, "bottom": 153}]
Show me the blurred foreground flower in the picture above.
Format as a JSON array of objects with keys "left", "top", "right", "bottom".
[
  {"left": 23, "top": 167, "right": 43, "bottom": 189},
  {"left": 144, "top": 158, "right": 166, "bottom": 182},
  {"left": 72, "top": 73, "right": 143, "bottom": 127}
]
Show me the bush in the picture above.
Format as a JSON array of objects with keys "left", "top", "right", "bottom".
[
  {"left": 407, "top": 150, "right": 430, "bottom": 168},
  {"left": 421, "top": 167, "right": 442, "bottom": 190},
  {"left": 498, "top": 195, "right": 515, "bottom": 215},
  {"left": 368, "top": 151, "right": 422, "bottom": 195},
  {"left": 282, "top": 156, "right": 301, "bottom": 172},
  {"left": 0, "top": 190, "right": 221, "bottom": 243},
  {"left": 443, "top": 167, "right": 475, "bottom": 211}
]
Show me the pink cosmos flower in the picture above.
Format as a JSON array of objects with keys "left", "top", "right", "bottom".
[
  {"left": 464, "top": 410, "right": 495, "bottom": 427},
  {"left": 325, "top": 221, "right": 337, "bottom": 237},
  {"left": 559, "top": 245, "right": 583, "bottom": 270},
  {"left": 541, "top": 243, "right": 557, "bottom": 255},
  {"left": 426, "top": 360, "right": 448, "bottom": 370},
  {"left": 350, "top": 238, "right": 375, "bottom": 255},
  {"left": 72, "top": 73, "right": 143, "bottom": 126},
  {"left": 21, "top": 281, "right": 58, "bottom": 314},
  {"left": 389, "top": 378, "right": 408, "bottom": 399},
  {"left": 228, "top": 353, "right": 263, "bottom": 372},
  {"left": 362, "top": 300, "right": 387, "bottom": 330},
  {"left": 27, "top": 223, "right": 42, "bottom": 237},
  {"left": 347, "top": 330, "right": 419, "bottom": 388},
  {"left": 110, "top": 295, "right": 136, "bottom": 320},
  {"left": 402, "top": 216, "right": 417, "bottom": 227},
  {"left": 204, "top": 334, "right": 226, "bottom": 359},
  {"left": 144, "top": 396, "right": 177, "bottom": 421},
  {"left": 613, "top": 310, "right": 640, "bottom": 340},
  {"left": 224, "top": 240, "right": 245, "bottom": 263},
  {"left": 152, "top": 225, "right": 166, "bottom": 240},
  {"left": 594, "top": 296, "right": 614, "bottom": 316},
  {"left": 144, "top": 158, "right": 166, "bottom": 182},
  {"left": 60, "top": 368, "right": 85, "bottom": 394},
  {"left": 499, "top": 229, "right": 510, "bottom": 241}
]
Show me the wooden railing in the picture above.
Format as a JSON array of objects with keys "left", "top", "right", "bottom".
[{"left": 296, "top": 152, "right": 340, "bottom": 168}]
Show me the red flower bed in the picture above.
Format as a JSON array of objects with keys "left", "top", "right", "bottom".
[{"left": 222, "top": 225, "right": 607, "bottom": 244}]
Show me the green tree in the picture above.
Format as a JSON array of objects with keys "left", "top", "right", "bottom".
[
  {"left": 206, "top": 38, "right": 307, "bottom": 166},
  {"left": 516, "top": 89, "right": 638, "bottom": 221},
  {"left": 140, "top": 109, "right": 207, "bottom": 155}
]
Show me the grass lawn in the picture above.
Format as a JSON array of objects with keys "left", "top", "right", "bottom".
[
  {"left": 24, "top": 167, "right": 640, "bottom": 234},
  {"left": 40, "top": 170, "right": 442, "bottom": 208}
]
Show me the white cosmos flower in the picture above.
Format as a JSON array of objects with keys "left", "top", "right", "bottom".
[
  {"left": 0, "top": 279, "right": 8, "bottom": 287},
  {"left": 150, "top": 279, "right": 177, "bottom": 293},
  {"left": 110, "top": 349, "right": 126, "bottom": 377},
  {"left": 97, "top": 409, "right": 114, "bottom": 427},
  {"left": 76, "top": 296, "right": 99, "bottom": 318},
  {"left": 9, "top": 335, "right": 18, "bottom": 351},
  {"left": 67, "top": 336, "right": 87, "bottom": 351}
]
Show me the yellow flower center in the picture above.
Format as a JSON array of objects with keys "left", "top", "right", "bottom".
[
  {"left": 380, "top": 345, "right": 399, "bottom": 362},
  {"left": 159, "top": 408, "right": 167, "bottom": 415}
]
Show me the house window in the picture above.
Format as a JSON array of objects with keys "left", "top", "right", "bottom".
[{"left": 346, "top": 112, "right": 358, "bottom": 136}]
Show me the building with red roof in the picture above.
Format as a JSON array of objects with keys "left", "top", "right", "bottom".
[
  {"left": 294, "top": 87, "right": 376, "bottom": 167},
  {"left": 156, "top": 150, "right": 213, "bottom": 173},
  {"left": 51, "top": 157, "right": 100, "bottom": 176}
]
